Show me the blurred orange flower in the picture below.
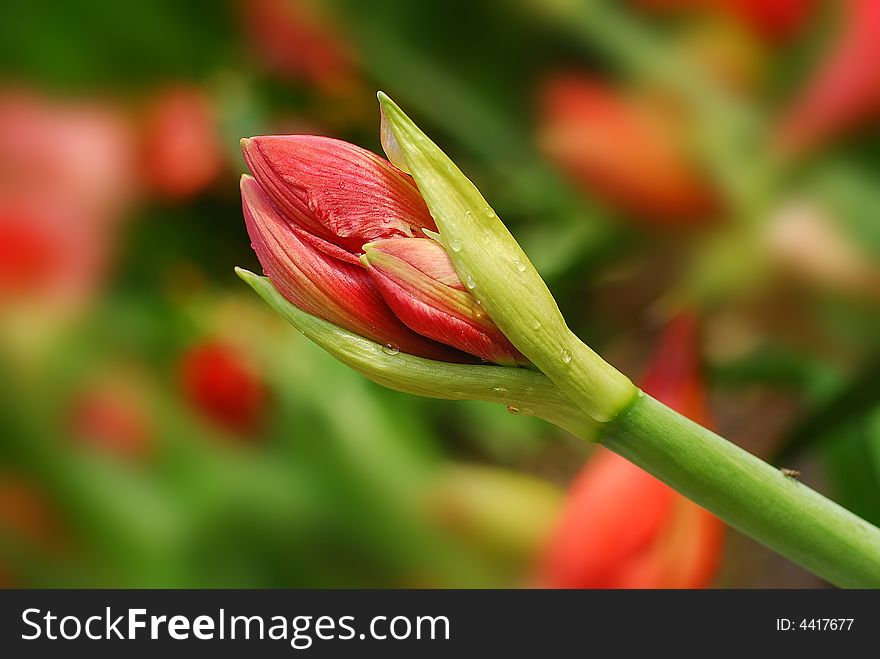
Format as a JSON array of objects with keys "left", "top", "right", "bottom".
[
  {"left": 537, "top": 75, "right": 717, "bottom": 226},
  {"left": 538, "top": 313, "right": 724, "bottom": 588}
]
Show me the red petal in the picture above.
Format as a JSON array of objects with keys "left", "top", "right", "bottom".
[
  {"left": 363, "top": 239, "right": 526, "bottom": 366},
  {"left": 242, "top": 135, "right": 437, "bottom": 252},
  {"left": 241, "top": 176, "right": 466, "bottom": 362}
]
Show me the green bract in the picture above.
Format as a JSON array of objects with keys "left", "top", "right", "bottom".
[
  {"left": 378, "top": 92, "right": 637, "bottom": 422},
  {"left": 237, "top": 268, "right": 597, "bottom": 440}
]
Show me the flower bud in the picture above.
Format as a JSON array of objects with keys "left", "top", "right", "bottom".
[
  {"left": 241, "top": 134, "right": 437, "bottom": 253},
  {"left": 362, "top": 237, "right": 527, "bottom": 366},
  {"left": 241, "top": 175, "right": 464, "bottom": 362}
]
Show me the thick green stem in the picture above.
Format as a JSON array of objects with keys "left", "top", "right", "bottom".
[
  {"left": 241, "top": 268, "right": 880, "bottom": 587},
  {"left": 603, "top": 392, "right": 880, "bottom": 588}
]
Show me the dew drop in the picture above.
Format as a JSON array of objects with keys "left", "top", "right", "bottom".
[
  {"left": 560, "top": 348, "right": 572, "bottom": 364},
  {"left": 485, "top": 206, "right": 496, "bottom": 218},
  {"left": 492, "top": 387, "right": 507, "bottom": 393},
  {"left": 382, "top": 343, "right": 400, "bottom": 356},
  {"left": 532, "top": 320, "right": 542, "bottom": 330},
  {"left": 465, "top": 275, "right": 476, "bottom": 290},
  {"left": 507, "top": 405, "right": 520, "bottom": 415},
  {"left": 464, "top": 210, "right": 473, "bottom": 221},
  {"left": 515, "top": 261, "right": 527, "bottom": 273},
  {"left": 448, "top": 237, "right": 462, "bottom": 252}
]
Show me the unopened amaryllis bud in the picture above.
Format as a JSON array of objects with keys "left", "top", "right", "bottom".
[
  {"left": 361, "top": 237, "right": 527, "bottom": 366},
  {"left": 241, "top": 175, "right": 465, "bottom": 362},
  {"left": 241, "top": 134, "right": 437, "bottom": 253}
]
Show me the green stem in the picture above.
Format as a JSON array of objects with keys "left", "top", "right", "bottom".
[
  {"left": 242, "top": 268, "right": 880, "bottom": 587},
  {"left": 603, "top": 392, "right": 880, "bottom": 588}
]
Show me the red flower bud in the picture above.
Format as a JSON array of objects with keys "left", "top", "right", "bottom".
[
  {"left": 362, "top": 237, "right": 527, "bottom": 366},
  {"left": 537, "top": 75, "right": 717, "bottom": 225},
  {"left": 241, "top": 177, "right": 465, "bottom": 361},
  {"left": 538, "top": 313, "right": 724, "bottom": 588},
  {"left": 242, "top": 135, "right": 437, "bottom": 253}
]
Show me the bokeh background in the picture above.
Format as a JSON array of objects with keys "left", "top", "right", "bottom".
[{"left": 1, "top": 0, "right": 878, "bottom": 588}]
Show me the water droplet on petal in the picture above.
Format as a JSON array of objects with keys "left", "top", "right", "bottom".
[
  {"left": 492, "top": 387, "right": 507, "bottom": 393},
  {"left": 560, "top": 348, "right": 572, "bottom": 364},
  {"left": 507, "top": 405, "right": 520, "bottom": 415},
  {"left": 465, "top": 275, "right": 476, "bottom": 290},
  {"left": 382, "top": 343, "right": 400, "bottom": 356},
  {"left": 448, "top": 237, "right": 462, "bottom": 252}
]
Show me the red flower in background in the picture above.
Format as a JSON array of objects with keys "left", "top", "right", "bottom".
[
  {"left": 179, "top": 340, "right": 268, "bottom": 437},
  {"left": 637, "top": 0, "right": 813, "bottom": 43},
  {"left": 241, "top": 0, "right": 358, "bottom": 94},
  {"left": 537, "top": 75, "right": 717, "bottom": 226},
  {"left": 777, "top": 0, "right": 880, "bottom": 154},
  {"left": 141, "top": 86, "right": 224, "bottom": 201},
  {"left": 0, "top": 475, "right": 67, "bottom": 587},
  {"left": 538, "top": 313, "right": 724, "bottom": 588},
  {"left": 0, "top": 90, "right": 137, "bottom": 311},
  {"left": 69, "top": 385, "right": 152, "bottom": 462}
]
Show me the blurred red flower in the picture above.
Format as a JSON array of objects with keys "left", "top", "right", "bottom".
[
  {"left": 179, "top": 340, "right": 268, "bottom": 437},
  {"left": 538, "top": 313, "right": 724, "bottom": 588},
  {"left": 69, "top": 385, "right": 153, "bottom": 461},
  {"left": 0, "top": 90, "right": 137, "bottom": 311},
  {"left": 0, "top": 475, "right": 67, "bottom": 587},
  {"left": 777, "top": 0, "right": 880, "bottom": 154},
  {"left": 240, "top": 0, "right": 358, "bottom": 94},
  {"left": 637, "top": 0, "right": 813, "bottom": 43},
  {"left": 141, "top": 86, "right": 224, "bottom": 201},
  {"left": 537, "top": 75, "right": 717, "bottom": 226}
]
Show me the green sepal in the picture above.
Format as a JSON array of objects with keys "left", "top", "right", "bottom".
[
  {"left": 376, "top": 92, "right": 636, "bottom": 422},
  {"left": 237, "top": 268, "right": 597, "bottom": 439}
]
